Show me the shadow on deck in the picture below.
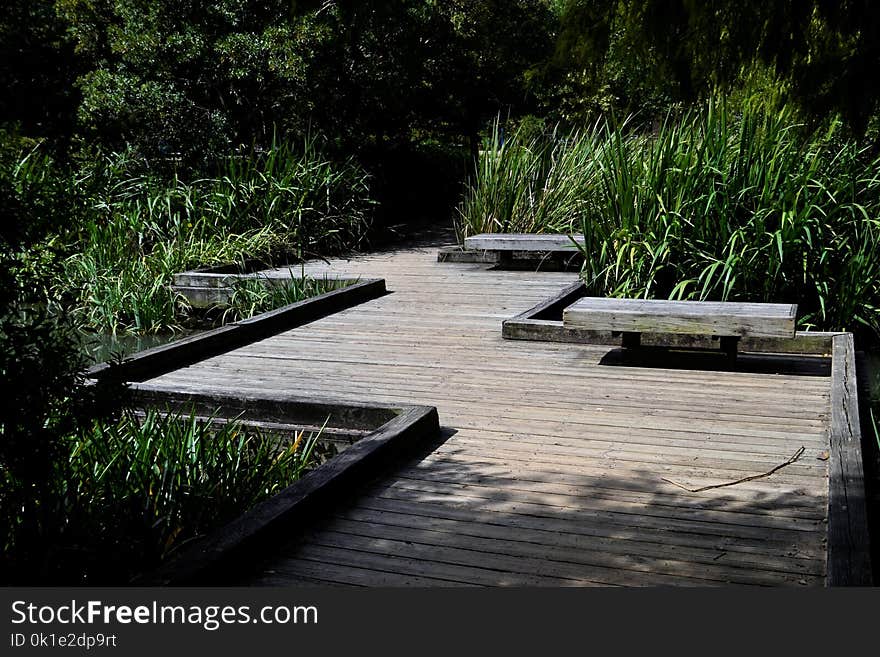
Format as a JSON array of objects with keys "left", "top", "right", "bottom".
[
  {"left": 244, "top": 426, "right": 828, "bottom": 587},
  {"left": 598, "top": 348, "right": 831, "bottom": 377}
]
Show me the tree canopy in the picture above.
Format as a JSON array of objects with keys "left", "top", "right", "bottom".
[
  {"left": 2, "top": 1, "right": 879, "bottom": 164},
  {"left": 546, "top": 1, "right": 880, "bottom": 133}
]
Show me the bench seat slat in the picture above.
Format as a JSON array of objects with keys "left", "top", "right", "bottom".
[
  {"left": 563, "top": 297, "right": 797, "bottom": 339},
  {"left": 464, "top": 233, "right": 585, "bottom": 252}
]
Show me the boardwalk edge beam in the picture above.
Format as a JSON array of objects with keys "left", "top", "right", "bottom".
[
  {"left": 827, "top": 333, "right": 873, "bottom": 586},
  {"left": 87, "top": 277, "right": 387, "bottom": 383}
]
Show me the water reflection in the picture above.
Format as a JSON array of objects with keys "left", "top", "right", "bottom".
[{"left": 80, "top": 331, "right": 196, "bottom": 364}]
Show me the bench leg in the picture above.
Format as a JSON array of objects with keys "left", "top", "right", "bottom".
[
  {"left": 621, "top": 332, "right": 641, "bottom": 349},
  {"left": 720, "top": 336, "right": 739, "bottom": 363}
]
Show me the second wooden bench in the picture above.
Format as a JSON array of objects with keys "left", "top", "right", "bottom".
[{"left": 562, "top": 297, "right": 797, "bottom": 360}]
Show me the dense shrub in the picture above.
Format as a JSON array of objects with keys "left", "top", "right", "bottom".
[{"left": 0, "top": 305, "right": 125, "bottom": 584}]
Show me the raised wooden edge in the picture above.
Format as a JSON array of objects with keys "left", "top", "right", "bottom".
[
  {"left": 130, "top": 385, "right": 401, "bottom": 432},
  {"left": 826, "top": 333, "right": 873, "bottom": 586},
  {"left": 504, "top": 282, "right": 839, "bottom": 355},
  {"left": 173, "top": 269, "right": 358, "bottom": 289},
  {"left": 508, "top": 281, "right": 586, "bottom": 323},
  {"left": 133, "top": 386, "right": 440, "bottom": 585},
  {"left": 436, "top": 245, "right": 500, "bottom": 264},
  {"left": 87, "top": 278, "right": 387, "bottom": 383},
  {"left": 172, "top": 269, "right": 362, "bottom": 308}
]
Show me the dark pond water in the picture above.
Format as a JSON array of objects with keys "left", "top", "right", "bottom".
[
  {"left": 865, "top": 348, "right": 879, "bottom": 439},
  {"left": 80, "top": 330, "right": 197, "bottom": 365},
  {"left": 860, "top": 348, "right": 879, "bottom": 581},
  {"left": 867, "top": 349, "right": 880, "bottom": 402}
]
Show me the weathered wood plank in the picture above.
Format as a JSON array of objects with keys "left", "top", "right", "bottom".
[
  {"left": 334, "top": 506, "right": 824, "bottom": 575},
  {"left": 369, "top": 485, "right": 823, "bottom": 543},
  {"left": 563, "top": 297, "right": 797, "bottom": 339},
  {"left": 377, "top": 475, "right": 824, "bottom": 530},
  {"left": 398, "top": 453, "right": 825, "bottom": 511},
  {"left": 354, "top": 494, "right": 827, "bottom": 560},
  {"left": 293, "top": 530, "right": 712, "bottom": 586},
  {"left": 281, "top": 542, "right": 602, "bottom": 586},
  {"left": 464, "top": 233, "right": 585, "bottom": 252},
  {"left": 826, "top": 333, "right": 873, "bottom": 586},
  {"left": 256, "top": 559, "right": 476, "bottom": 587},
  {"left": 315, "top": 517, "right": 821, "bottom": 585}
]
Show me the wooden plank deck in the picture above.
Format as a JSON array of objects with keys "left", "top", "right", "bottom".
[{"left": 144, "top": 241, "right": 833, "bottom": 586}]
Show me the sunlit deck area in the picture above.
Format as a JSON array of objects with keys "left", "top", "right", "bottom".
[{"left": 144, "top": 240, "right": 839, "bottom": 586}]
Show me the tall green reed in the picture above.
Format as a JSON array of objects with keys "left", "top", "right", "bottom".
[
  {"left": 221, "top": 273, "right": 344, "bottom": 323},
  {"left": 458, "top": 102, "right": 880, "bottom": 334},
  {"left": 55, "top": 139, "right": 373, "bottom": 335},
  {"left": 64, "top": 408, "right": 323, "bottom": 582}
]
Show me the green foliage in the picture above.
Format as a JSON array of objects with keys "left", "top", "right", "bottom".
[
  {"left": 1, "top": 131, "right": 332, "bottom": 582},
  {"left": 0, "top": 145, "right": 127, "bottom": 582},
  {"left": 0, "top": 132, "right": 77, "bottom": 300},
  {"left": 2, "top": 407, "right": 322, "bottom": 584},
  {"left": 0, "top": 305, "right": 125, "bottom": 584},
  {"left": 54, "top": 140, "right": 372, "bottom": 335},
  {"left": 544, "top": 1, "right": 880, "bottom": 134},
  {"left": 458, "top": 101, "right": 880, "bottom": 335},
  {"left": 456, "top": 117, "right": 597, "bottom": 240},
  {"left": 59, "top": 409, "right": 321, "bottom": 583},
  {"left": 222, "top": 274, "right": 344, "bottom": 324},
  {"left": 56, "top": 1, "right": 554, "bottom": 166}
]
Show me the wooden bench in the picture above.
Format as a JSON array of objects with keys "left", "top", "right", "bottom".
[
  {"left": 463, "top": 233, "right": 585, "bottom": 253},
  {"left": 562, "top": 297, "right": 797, "bottom": 360}
]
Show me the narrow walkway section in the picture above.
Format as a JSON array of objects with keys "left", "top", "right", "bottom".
[{"left": 146, "top": 242, "right": 832, "bottom": 586}]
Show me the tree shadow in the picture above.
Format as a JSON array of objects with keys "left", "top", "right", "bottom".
[
  {"left": 240, "top": 422, "right": 830, "bottom": 587},
  {"left": 599, "top": 346, "right": 830, "bottom": 377}
]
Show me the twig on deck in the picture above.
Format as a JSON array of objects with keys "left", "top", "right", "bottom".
[{"left": 661, "top": 446, "right": 806, "bottom": 493}]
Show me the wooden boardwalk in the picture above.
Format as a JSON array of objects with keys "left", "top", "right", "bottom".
[{"left": 146, "top": 241, "right": 833, "bottom": 586}]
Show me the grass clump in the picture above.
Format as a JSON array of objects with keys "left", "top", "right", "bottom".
[
  {"left": 5, "top": 138, "right": 374, "bottom": 336},
  {"left": 457, "top": 101, "right": 880, "bottom": 335},
  {"left": 221, "top": 273, "right": 345, "bottom": 323},
  {"left": 3, "top": 408, "right": 323, "bottom": 584}
]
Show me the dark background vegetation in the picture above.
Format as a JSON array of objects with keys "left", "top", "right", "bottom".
[
  {"left": 7, "top": 2, "right": 880, "bottom": 206},
  {"left": 3, "top": 1, "right": 880, "bottom": 583}
]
